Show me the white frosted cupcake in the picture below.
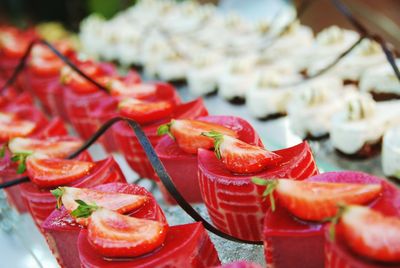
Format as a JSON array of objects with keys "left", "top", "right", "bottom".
[
  {"left": 187, "top": 52, "right": 225, "bottom": 96},
  {"left": 308, "top": 39, "right": 387, "bottom": 85},
  {"left": 156, "top": 49, "right": 190, "bottom": 83},
  {"left": 288, "top": 76, "right": 348, "bottom": 139},
  {"left": 304, "top": 26, "right": 360, "bottom": 78},
  {"left": 330, "top": 94, "right": 400, "bottom": 158},
  {"left": 382, "top": 126, "right": 400, "bottom": 179},
  {"left": 246, "top": 64, "right": 303, "bottom": 119},
  {"left": 218, "top": 56, "right": 258, "bottom": 104},
  {"left": 360, "top": 58, "right": 400, "bottom": 101}
]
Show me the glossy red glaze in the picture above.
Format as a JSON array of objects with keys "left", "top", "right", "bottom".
[
  {"left": 63, "top": 62, "right": 117, "bottom": 149},
  {"left": 114, "top": 98, "right": 208, "bottom": 180},
  {"left": 1, "top": 104, "right": 49, "bottom": 138},
  {"left": 155, "top": 115, "right": 262, "bottom": 204},
  {"left": 42, "top": 182, "right": 165, "bottom": 268},
  {"left": 78, "top": 222, "right": 220, "bottom": 268},
  {"left": 324, "top": 177, "right": 400, "bottom": 268},
  {"left": 21, "top": 156, "right": 125, "bottom": 228},
  {"left": 88, "top": 81, "right": 180, "bottom": 153},
  {"left": 198, "top": 141, "right": 318, "bottom": 241},
  {"left": 263, "top": 171, "right": 388, "bottom": 268}
]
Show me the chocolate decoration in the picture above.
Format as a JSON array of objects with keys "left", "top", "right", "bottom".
[{"left": 0, "top": 39, "right": 110, "bottom": 95}]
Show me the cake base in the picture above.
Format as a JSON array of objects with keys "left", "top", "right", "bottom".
[
  {"left": 335, "top": 139, "right": 382, "bottom": 160},
  {"left": 370, "top": 91, "right": 400, "bottom": 102},
  {"left": 256, "top": 113, "right": 286, "bottom": 121}
]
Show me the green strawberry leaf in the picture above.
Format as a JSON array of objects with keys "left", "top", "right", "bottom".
[
  {"left": 157, "top": 122, "right": 174, "bottom": 139},
  {"left": 0, "top": 143, "right": 7, "bottom": 158},
  {"left": 252, "top": 177, "right": 278, "bottom": 211},
  {"left": 71, "top": 199, "right": 99, "bottom": 218},
  {"left": 324, "top": 204, "right": 347, "bottom": 241},
  {"left": 201, "top": 131, "right": 224, "bottom": 159},
  {"left": 51, "top": 187, "right": 65, "bottom": 210}
]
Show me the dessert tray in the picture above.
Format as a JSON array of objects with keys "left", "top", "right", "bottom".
[{"left": 0, "top": 0, "right": 399, "bottom": 268}]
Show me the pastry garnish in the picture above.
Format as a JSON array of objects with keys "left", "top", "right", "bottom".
[{"left": 346, "top": 96, "right": 376, "bottom": 121}]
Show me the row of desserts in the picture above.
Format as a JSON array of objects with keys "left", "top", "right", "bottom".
[
  {"left": 77, "top": 1, "right": 400, "bottom": 167},
  {"left": 2, "top": 85, "right": 399, "bottom": 268},
  {"left": 78, "top": 1, "right": 398, "bottom": 103},
  {"left": 1, "top": 24, "right": 399, "bottom": 267}
]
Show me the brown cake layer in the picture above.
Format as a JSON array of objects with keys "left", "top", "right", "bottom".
[
  {"left": 335, "top": 138, "right": 382, "bottom": 160},
  {"left": 256, "top": 113, "right": 286, "bottom": 121},
  {"left": 343, "top": 79, "right": 359, "bottom": 87},
  {"left": 370, "top": 91, "right": 400, "bottom": 101},
  {"left": 305, "top": 132, "right": 330, "bottom": 141},
  {"left": 227, "top": 96, "right": 246, "bottom": 105},
  {"left": 167, "top": 79, "right": 187, "bottom": 87}
]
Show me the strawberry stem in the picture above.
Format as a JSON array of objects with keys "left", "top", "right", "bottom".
[
  {"left": 0, "top": 143, "right": 6, "bottom": 158},
  {"left": 157, "top": 122, "right": 174, "bottom": 139},
  {"left": 201, "top": 131, "right": 224, "bottom": 159},
  {"left": 71, "top": 199, "right": 99, "bottom": 218},
  {"left": 51, "top": 187, "right": 65, "bottom": 210},
  {"left": 324, "top": 204, "right": 347, "bottom": 241},
  {"left": 11, "top": 152, "right": 31, "bottom": 174},
  {"left": 251, "top": 177, "right": 278, "bottom": 211}
]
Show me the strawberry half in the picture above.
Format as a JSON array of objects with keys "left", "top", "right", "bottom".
[
  {"left": 110, "top": 80, "right": 156, "bottom": 99},
  {"left": 8, "top": 137, "right": 83, "bottom": 158},
  {"left": 203, "top": 131, "right": 282, "bottom": 174},
  {"left": 158, "top": 119, "right": 238, "bottom": 154},
  {"left": 75, "top": 205, "right": 168, "bottom": 258},
  {"left": 61, "top": 63, "right": 105, "bottom": 94},
  {"left": 254, "top": 178, "right": 382, "bottom": 221},
  {"left": 51, "top": 186, "right": 148, "bottom": 225},
  {"left": 26, "top": 156, "right": 94, "bottom": 187},
  {"left": 0, "top": 112, "right": 36, "bottom": 142},
  {"left": 119, "top": 98, "right": 174, "bottom": 124},
  {"left": 338, "top": 205, "right": 400, "bottom": 263},
  {"left": 0, "top": 31, "right": 29, "bottom": 58}
]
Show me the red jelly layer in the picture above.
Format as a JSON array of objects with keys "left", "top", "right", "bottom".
[
  {"left": 155, "top": 115, "right": 262, "bottom": 204},
  {"left": 78, "top": 222, "right": 220, "bottom": 268},
  {"left": 42, "top": 182, "right": 166, "bottom": 268},
  {"left": 21, "top": 156, "right": 125, "bottom": 228},
  {"left": 324, "top": 178, "right": 400, "bottom": 268},
  {"left": 263, "top": 171, "right": 387, "bottom": 268},
  {"left": 114, "top": 98, "right": 208, "bottom": 180},
  {"left": 63, "top": 62, "right": 118, "bottom": 151},
  {"left": 89, "top": 82, "right": 181, "bottom": 153},
  {"left": 198, "top": 141, "right": 318, "bottom": 241}
]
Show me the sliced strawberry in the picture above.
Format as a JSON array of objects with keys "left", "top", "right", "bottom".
[
  {"left": 0, "top": 31, "right": 29, "bottom": 58},
  {"left": 158, "top": 119, "right": 238, "bottom": 154},
  {"left": 204, "top": 132, "right": 282, "bottom": 174},
  {"left": 26, "top": 156, "right": 94, "bottom": 187},
  {"left": 87, "top": 208, "right": 168, "bottom": 257},
  {"left": 110, "top": 80, "right": 156, "bottom": 99},
  {"left": 61, "top": 63, "right": 105, "bottom": 94},
  {"left": 0, "top": 112, "right": 36, "bottom": 142},
  {"left": 8, "top": 137, "right": 83, "bottom": 158},
  {"left": 119, "top": 98, "right": 174, "bottom": 124},
  {"left": 29, "top": 56, "right": 63, "bottom": 76},
  {"left": 52, "top": 186, "right": 148, "bottom": 225},
  {"left": 338, "top": 205, "right": 400, "bottom": 263},
  {"left": 275, "top": 179, "right": 382, "bottom": 221}
]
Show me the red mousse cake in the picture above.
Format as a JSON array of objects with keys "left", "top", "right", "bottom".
[{"left": 155, "top": 115, "right": 261, "bottom": 204}]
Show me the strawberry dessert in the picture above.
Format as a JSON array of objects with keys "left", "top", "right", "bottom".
[
  {"left": 42, "top": 182, "right": 165, "bottom": 268},
  {"left": 62, "top": 59, "right": 122, "bottom": 151},
  {"left": 20, "top": 154, "right": 125, "bottom": 228},
  {"left": 89, "top": 77, "right": 180, "bottom": 153},
  {"left": 77, "top": 207, "right": 220, "bottom": 267},
  {"left": 325, "top": 189, "right": 400, "bottom": 267},
  {"left": 0, "top": 26, "right": 36, "bottom": 91},
  {"left": 0, "top": 104, "right": 55, "bottom": 212},
  {"left": 113, "top": 98, "right": 208, "bottom": 180},
  {"left": 155, "top": 116, "right": 261, "bottom": 204},
  {"left": 262, "top": 171, "right": 392, "bottom": 268},
  {"left": 25, "top": 41, "right": 76, "bottom": 117},
  {"left": 198, "top": 139, "right": 319, "bottom": 241}
]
